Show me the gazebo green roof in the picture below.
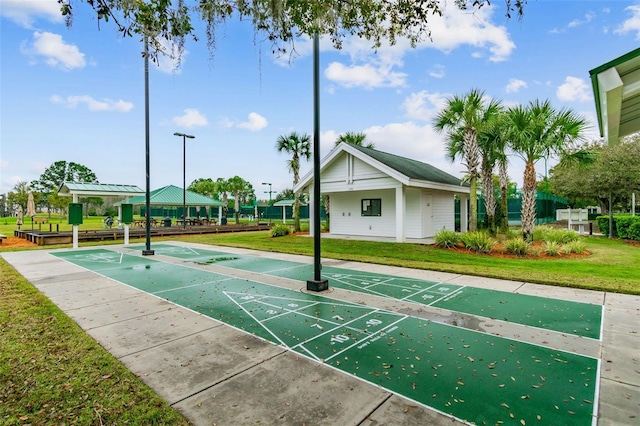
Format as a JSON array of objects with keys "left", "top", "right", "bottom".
[
  {"left": 58, "top": 182, "right": 145, "bottom": 197},
  {"left": 273, "top": 199, "right": 307, "bottom": 207},
  {"left": 115, "top": 185, "right": 223, "bottom": 206}
]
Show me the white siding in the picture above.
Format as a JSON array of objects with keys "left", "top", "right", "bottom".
[
  {"left": 405, "top": 189, "right": 422, "bottom": 238},
  {"left": 431, "top": 191, "right": 455, "bottom": 234},
  {"left": 321, "top": 153, "right": 398, "bottom": 193},
  {"left": 330, "top": 190, "right": 396, "bottom": 237}
]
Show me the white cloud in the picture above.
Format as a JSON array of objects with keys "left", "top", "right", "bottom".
[
  {"left": 155, "top": 38, "right": 188, "bottom": 74},
  {"left": 324, "top": 61, "right": 407, "bottom": 89},
  {"left": 568, "top": 12, "right": 595, "bottom": 28},
  {"left": 51, "top": 95, "right": 133, "bottom": 112},
  {"left": 505, "top": 78, "right": 527, "bottom": 94},
  {"left": 238, "top": 112, "right": 268, "bottom": 131},
  {"left": 0, "top": 0, "right": 62, "bottom": 28},
  {"left": 556, "top": 76, "right": 592, "bottom": 103},
  {"left": 402, "top": 91, "right": 450, "bottom": 121},
  {"left": 173, "top": 108, "right": 208, "bottom": 128},
  {"left": 615, "top": 5, "right": 640, "bottom": 39},
  {"left": 363, "top": 122, "right": 455, "bottom": 175},
  {"left": 22, "top": 32, "right": 86, "bottom": 71},
  {"left": 428, "top": 64, "right": 446, "bottom": 79},
  {"left": 296, "top": 3, "right": 515, "bottom": 92}
]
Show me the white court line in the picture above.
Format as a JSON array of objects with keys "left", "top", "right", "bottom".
[
  {"left": 427, "top": 286, "right": 466, "bottom": 306},
  {"left": 289, "top": 309, "right": 384, "bottom": 352},
  {"left": 323, "top": 316, "right": 408, "bottom": 362},
  {"left": 328, "top": 275, "right": 391, "bottom": 299},
  {"left": 223, "top": 291, "right": 290, "bottom": 349},
  {"left": 400, "top": 283, "right": 443, "bottom": 301}
]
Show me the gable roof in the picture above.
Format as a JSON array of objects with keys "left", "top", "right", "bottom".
[
  {"left": 589, "top": 47, "right": 640, "bottom": 144},
  {"left": 114, "top": 185, "right": 224, "bottom": 206},
  {"left": 58, "top": 182, "right": 145, "bottom": 197},
  {"left": 295, "top": 142, "right": 468, "bottom": 194},
  {"left": 349, "top": 144, "right": 464, "bottom": 186}
]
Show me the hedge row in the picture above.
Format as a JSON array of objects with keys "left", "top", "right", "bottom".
[{"left": 596, "top": 215, "right": 640, "bottom": 240}]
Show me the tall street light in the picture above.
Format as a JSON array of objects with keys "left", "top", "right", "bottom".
[
  {"left": 262, "top": 182, "right": 273, "bottom": 202},
  {"left": 174, "top": 132, "right": 195, "bottom": 229},
  {"left": 142, "top": 35, "right": 154, "bottom": 256},
  {"left": 262, "top": 182, "right": 273, "bottom": 222}
]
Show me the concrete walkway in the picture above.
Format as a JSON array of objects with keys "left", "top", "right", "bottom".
[{"left": 2, "top": 242, "right": 639, "bottom": 425}]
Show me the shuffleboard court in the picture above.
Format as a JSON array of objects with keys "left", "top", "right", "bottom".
[
  {"left": 54, "top": 248, "right": 599, "bottom": 426},
  {"left": 147, "top": 244, "right": 603, "bottom": 339}
]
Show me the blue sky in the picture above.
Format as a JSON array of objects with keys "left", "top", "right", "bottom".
[{"left": 1, "top": 1, "right": 639, "bottom": 198}]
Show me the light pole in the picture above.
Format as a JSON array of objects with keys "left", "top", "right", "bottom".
[
  {"left": 262, "top": 182, "right": 273, "bottom": 202},
  {"left": 142, "top": 35, "right": 154, "bottom": 256},
  {"left": 174, "top": 132, "right": 195, "bottom": 229}
]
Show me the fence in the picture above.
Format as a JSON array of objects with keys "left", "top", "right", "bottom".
[
  {"left": 456, "top": 191, "right": 568, "bottom": 229},
  {"left": 142, "top": 205, "right": 326, "bottom": 221}
]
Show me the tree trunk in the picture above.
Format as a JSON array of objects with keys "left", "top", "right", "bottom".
[
  {"left": 469, "top": 176, "right": 478, "bottom": 232},
  {"left": 522, "top": 161, "right": 537, "bottom": 241},
  {"left": 234, "top": 191, "right": 240, "bottom": 224},
  {"left": 293, "top": 191, "right": 301, "bottom": 232},
  {"left": 324, "top": 194, "right": 330, "bottom": 231},
  {"left": 481, "top": 157, "right": 496, "bottom": 234},
  {"left": 499, "top": 161, "right": 509, "bottom": 233}
]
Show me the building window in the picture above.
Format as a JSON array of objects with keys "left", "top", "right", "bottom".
[{"left": 361, "top": 199, "right": 382, "bottom": 216}]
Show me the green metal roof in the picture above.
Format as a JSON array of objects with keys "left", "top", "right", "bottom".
[
  {"left": 589, "top": 47, "right": 640, "bottom": 144},
  {"left": 58, "top": 182, "right": 145, "bottom": 196},
  {"left": 350, "top": 145, "right": 465, "bottom": 186},
  {"left": 273, "top": 199, "right": 306, "bottom": 207},
  {"left": 115, "top": 185, "right": 223, "bottom": 206}
]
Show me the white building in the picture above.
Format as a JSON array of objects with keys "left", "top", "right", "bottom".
[{"left": 295, "top": 143, "right": 470, "bottom": 242}]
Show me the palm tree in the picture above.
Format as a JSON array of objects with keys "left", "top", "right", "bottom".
[
  {"left": 215, "top": 177, "right": 230, "bottom": 223},
  {"left": 477, "top": 108, "right": 507, "bottom": 234},
  {"left": 433, "top": 89, "right": 500, "bottom": 232},
  {"left": 276, "top": 132, "right": 311, "bottom": 232},
  {"left": 506, "top": 99, "right": 587, "bottom": 241},
  {"left": 227, "top": 176, "right": 254, "bottom": 224},
  {"left": 335, "top": 132, "right": 375, "bottom": 148}
]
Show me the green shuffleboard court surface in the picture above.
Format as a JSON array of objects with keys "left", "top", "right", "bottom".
[
  {"left": 147, "top": 244, "right": 603, "bottom": 340},
  {"left": 54, "top": 248, "right": 599, "bottom": 425}
]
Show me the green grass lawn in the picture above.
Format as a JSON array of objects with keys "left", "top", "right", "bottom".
[
  {"left": 0, "top": 260, "right": 190, "bottom": 425},
  {"left": 163, "top": 231, "right": 640, "bottom": 295},
  {"left": 2, "top": 220, "right": 639, "bottom": 424}
]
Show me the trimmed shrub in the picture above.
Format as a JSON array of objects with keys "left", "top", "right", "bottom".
[
  {"left": 596, "top": 215, "right": 640, "bottom": 240},
  {"left": 544, "top": 228, "right": 579, "bottom": 244},
  {"left": 532, "top": 225, "right": 554, "bottom": 241},
  {"left": 460, "top": 231, "right": 494, "bottom": 253},
  {"left": 505, "top": 238, "right": 530, "bottom": 256},
  {"left": 563, "top": 240, "right": 586, "bottom": 254},
  {"left": 629, "top": 221, "right": 640, "bottom": 241},
  {"left": 543, "top": 241, "right": 562, "bottom": 256},
  {"left": 434, "top": 229, "right": 459, "bottom": 248},
  {"left": 270, "top": 224, "right": 290, "bottom": 237}
]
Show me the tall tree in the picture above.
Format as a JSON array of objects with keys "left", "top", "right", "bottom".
[
  {"left": 188, "top": 178, "right": 217, "bottom": 198},
  {"left": 215, "top": 177, "right": 230, "bottom": 221},
  {"left": 433, "top": 89, "right": 498, "bottom": 232},
  {"left": 276, "top": 132, "right": 311, "bottom": 232},
  {"left": 30, "top": 161, "right": 98, "bottom": 217},
  {"left": 59, "top": 1, "right": 525, "bottom": 61},
  {"left": 476, "top": 106, "right": 507, "bottom": 234},
  {"left": 335, "top": 132, "right": 374, "bottom": 148},
  {"left": 226, "top": 176, "right": 255, "bottom": 224},
  {"left": 506, "top": 100, "right": 587, "bottom": 241},
  {"left": 550, "top": 137, "right": 640, "bottom": 214},
  {"left": 7, "top": 181, "right": 31, "bottom": 214}
]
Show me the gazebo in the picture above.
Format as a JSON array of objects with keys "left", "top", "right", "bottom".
[
  {"left": 115, "top": 185, "right": 224, "bottom": 221},
  {"left": 272, "top": 199, "right": 307, "bottom": 224}
]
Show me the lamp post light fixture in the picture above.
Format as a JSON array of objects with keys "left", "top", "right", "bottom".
[
  {"left": 262, "top": 182, "right": 273, "bottom": 202},
  {"left": 174, "top": 132, "right": 195, "bottom": 230}
]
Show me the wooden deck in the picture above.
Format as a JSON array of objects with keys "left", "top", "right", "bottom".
[{"left": 14, "top": 223, "right": 272, "bottom": 246}]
